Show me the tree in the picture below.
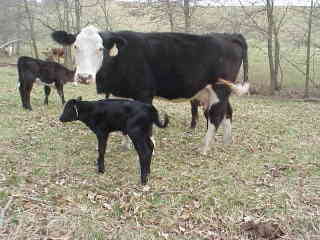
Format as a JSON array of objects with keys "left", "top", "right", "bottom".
[
  {"left": 304, "top": 0, "right": 316, "bottom": 98},
  {"left": 98, "top": 0, "right": 113, "bottom": 31},
  {"left": 239, "top": 0, "right": 289, "bottom": 94},
  {"left": 23, "top": 0, "right": 39, "bottom": 58}
]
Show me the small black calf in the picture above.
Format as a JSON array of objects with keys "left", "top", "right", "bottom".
[
  {"left": 59, "top": 97, "right": 169, "bottom": 185},
  {"left": 17, "top": 56, "right": 75, "bottom": 110}
]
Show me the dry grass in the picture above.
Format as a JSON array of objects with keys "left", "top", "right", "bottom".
[{"left": 0, "top": 65, "right": 319, "bottom": 239}]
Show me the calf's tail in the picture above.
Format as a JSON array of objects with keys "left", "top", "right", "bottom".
[{"left": 150, "top": 106, "right": 169, "bottom": 128}]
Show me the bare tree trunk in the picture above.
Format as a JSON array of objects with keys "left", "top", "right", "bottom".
[
  {"left": 16, "top": 3, "right": 23, "bottom": 56},
  {"left": 266, "top": 0, "right": 277, "bottom": 94},
  {"left": 74, "top": 0, "right": 81, "bottom": 32},
  {"left": 63, "top": 0, "right": 73, "bottom": 69},
  {"left": 305, "top": 0, "right": 314, "bottom": 98},
  {"left": 99, "top": 0, "right": 112, "bottom": 31},
  {"left": 165, "top": 0, "right": 175, "bottom": 32},
  {"left": 274, "top": 30, "right": 281, "bottom": 90},
  {"left": 183, "top": 0, "right": 191, "bottom": 32},
  {"left": 54, "top": 0, "right": 64, "bottom": 28},
  {"left": 23, "top": 0, "right": 39, "bottom": 59}
]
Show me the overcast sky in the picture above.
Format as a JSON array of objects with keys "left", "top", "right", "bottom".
[
  {"left": 116, "top": 0, "right": 312, "bottom": 6},
  {"left": 194, "top": 0, "right": 311, "bottom": 6}
]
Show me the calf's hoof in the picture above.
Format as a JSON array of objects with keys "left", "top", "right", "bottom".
[
  {"left": 97, "top": 166, "right": 105, "bottom": 174},
  {"left": 141, "top": 175, "right": 149, "bottom": 185}
]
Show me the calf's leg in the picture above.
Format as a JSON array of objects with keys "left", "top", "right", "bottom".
[
  {"left": 128, "top": 129, "right": 153, "bottom": 185},
  {"left": 19, "top": 84, "right": 30, "bottom": 110},
  {"left": 222, "top": 102, "right": 233, "bottom": 144},
  {"left": 96, "top": 133, "right": 109, "bottom": 173},
  {"left": 190, "top": 100, "right": 199, "bottom": 129},
  {"left": 25, "top": 84, "right": 33, "bottom": 110},
  {"left": 43, "top": 86, "right": 51, "bottom": 105},
  {"left": 55, "top": 84, "right": 65, "bottom": 104}
]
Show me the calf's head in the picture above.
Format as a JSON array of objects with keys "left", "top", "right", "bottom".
[
  {"left": 52, "top": 25, "right": 127, "bottom": 85},
  {"left": 59, "top": 97, "right": 82, "bottom": 122}
]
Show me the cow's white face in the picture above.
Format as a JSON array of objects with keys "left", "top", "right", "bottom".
[{"left": 73, "top": 26, "right": 104, "bottom": 84}]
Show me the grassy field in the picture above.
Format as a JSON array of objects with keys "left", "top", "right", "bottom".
[{"left": 0, "top": 65, "right": 320, "bottom": 239}]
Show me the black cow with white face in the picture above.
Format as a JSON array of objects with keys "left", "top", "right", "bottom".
[{"left": 52, "top": 26, "right": 249, "bottom": 155}]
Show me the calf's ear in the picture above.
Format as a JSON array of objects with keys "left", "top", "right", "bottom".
[{"left": 51, "top": 31, "right": 77, "bottom": 46}]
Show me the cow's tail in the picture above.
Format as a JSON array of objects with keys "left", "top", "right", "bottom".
[
  {"left": 231, "top": 34, "right": 249, "bottom": 84},
  {"left": 149, "top": 105, "right": 169, "bottom": 128},
  {"left": 217, "top": 78, "right": 250, "bottom": 96},
  {"left": 237, "top": 34, "right": 249, "bottom": 84}
]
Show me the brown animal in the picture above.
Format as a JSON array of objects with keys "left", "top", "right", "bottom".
[{"left": 17, "top": 56, "right": 75, "bottom": 110}]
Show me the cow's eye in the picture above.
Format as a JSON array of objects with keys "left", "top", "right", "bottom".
[
  {"left": 74, "top": 45, "right": 78, "bottom": 50},
  {"left": 99, "top": 47, "right": 104, "bottom": 52}
]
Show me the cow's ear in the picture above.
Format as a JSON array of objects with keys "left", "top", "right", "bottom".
[
  {"left": 51, "top": 31, "right": 77, "bottom": 46},
  {"left": 76, "top": 96, "right": 82, "bottom": 101}
]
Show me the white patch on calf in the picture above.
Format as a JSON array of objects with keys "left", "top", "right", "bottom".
[
  {"left": 150, "top": 136, "right": 156, "bottom": 155},
  {"left": 35, "top": 78, "right": 55, "bottom": 88},
  {"left": 200, "top": 121, "right": 216, "bottom": 155},
  {"left": 155, "top": 84, "right": 219, "bottom": 110},
  {"left": 194, "top": 85, "right": 219, "bottom": 111}
]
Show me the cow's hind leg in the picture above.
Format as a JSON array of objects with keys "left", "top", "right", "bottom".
[{"left": 43, "top": 86, "right": 51, "bottom": 105}]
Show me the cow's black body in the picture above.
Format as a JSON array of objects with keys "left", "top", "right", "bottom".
[
  {"left": 17, "top": 56, "right": 75, "bottom": 110},
  {"left": 94, "top": 31, "right": 230, "bottom": 103}
]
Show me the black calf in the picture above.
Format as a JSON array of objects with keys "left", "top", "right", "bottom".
[
  {"left": 17, "top": 56, "right": 75, "bottom": 110},
  {"left": 59, "top": 97, "right": 169, "bottom": 185}
]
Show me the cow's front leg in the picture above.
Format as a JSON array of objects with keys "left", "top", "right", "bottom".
[{"left": 96, "top": 133, "right": 109, "bottom": 173}]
